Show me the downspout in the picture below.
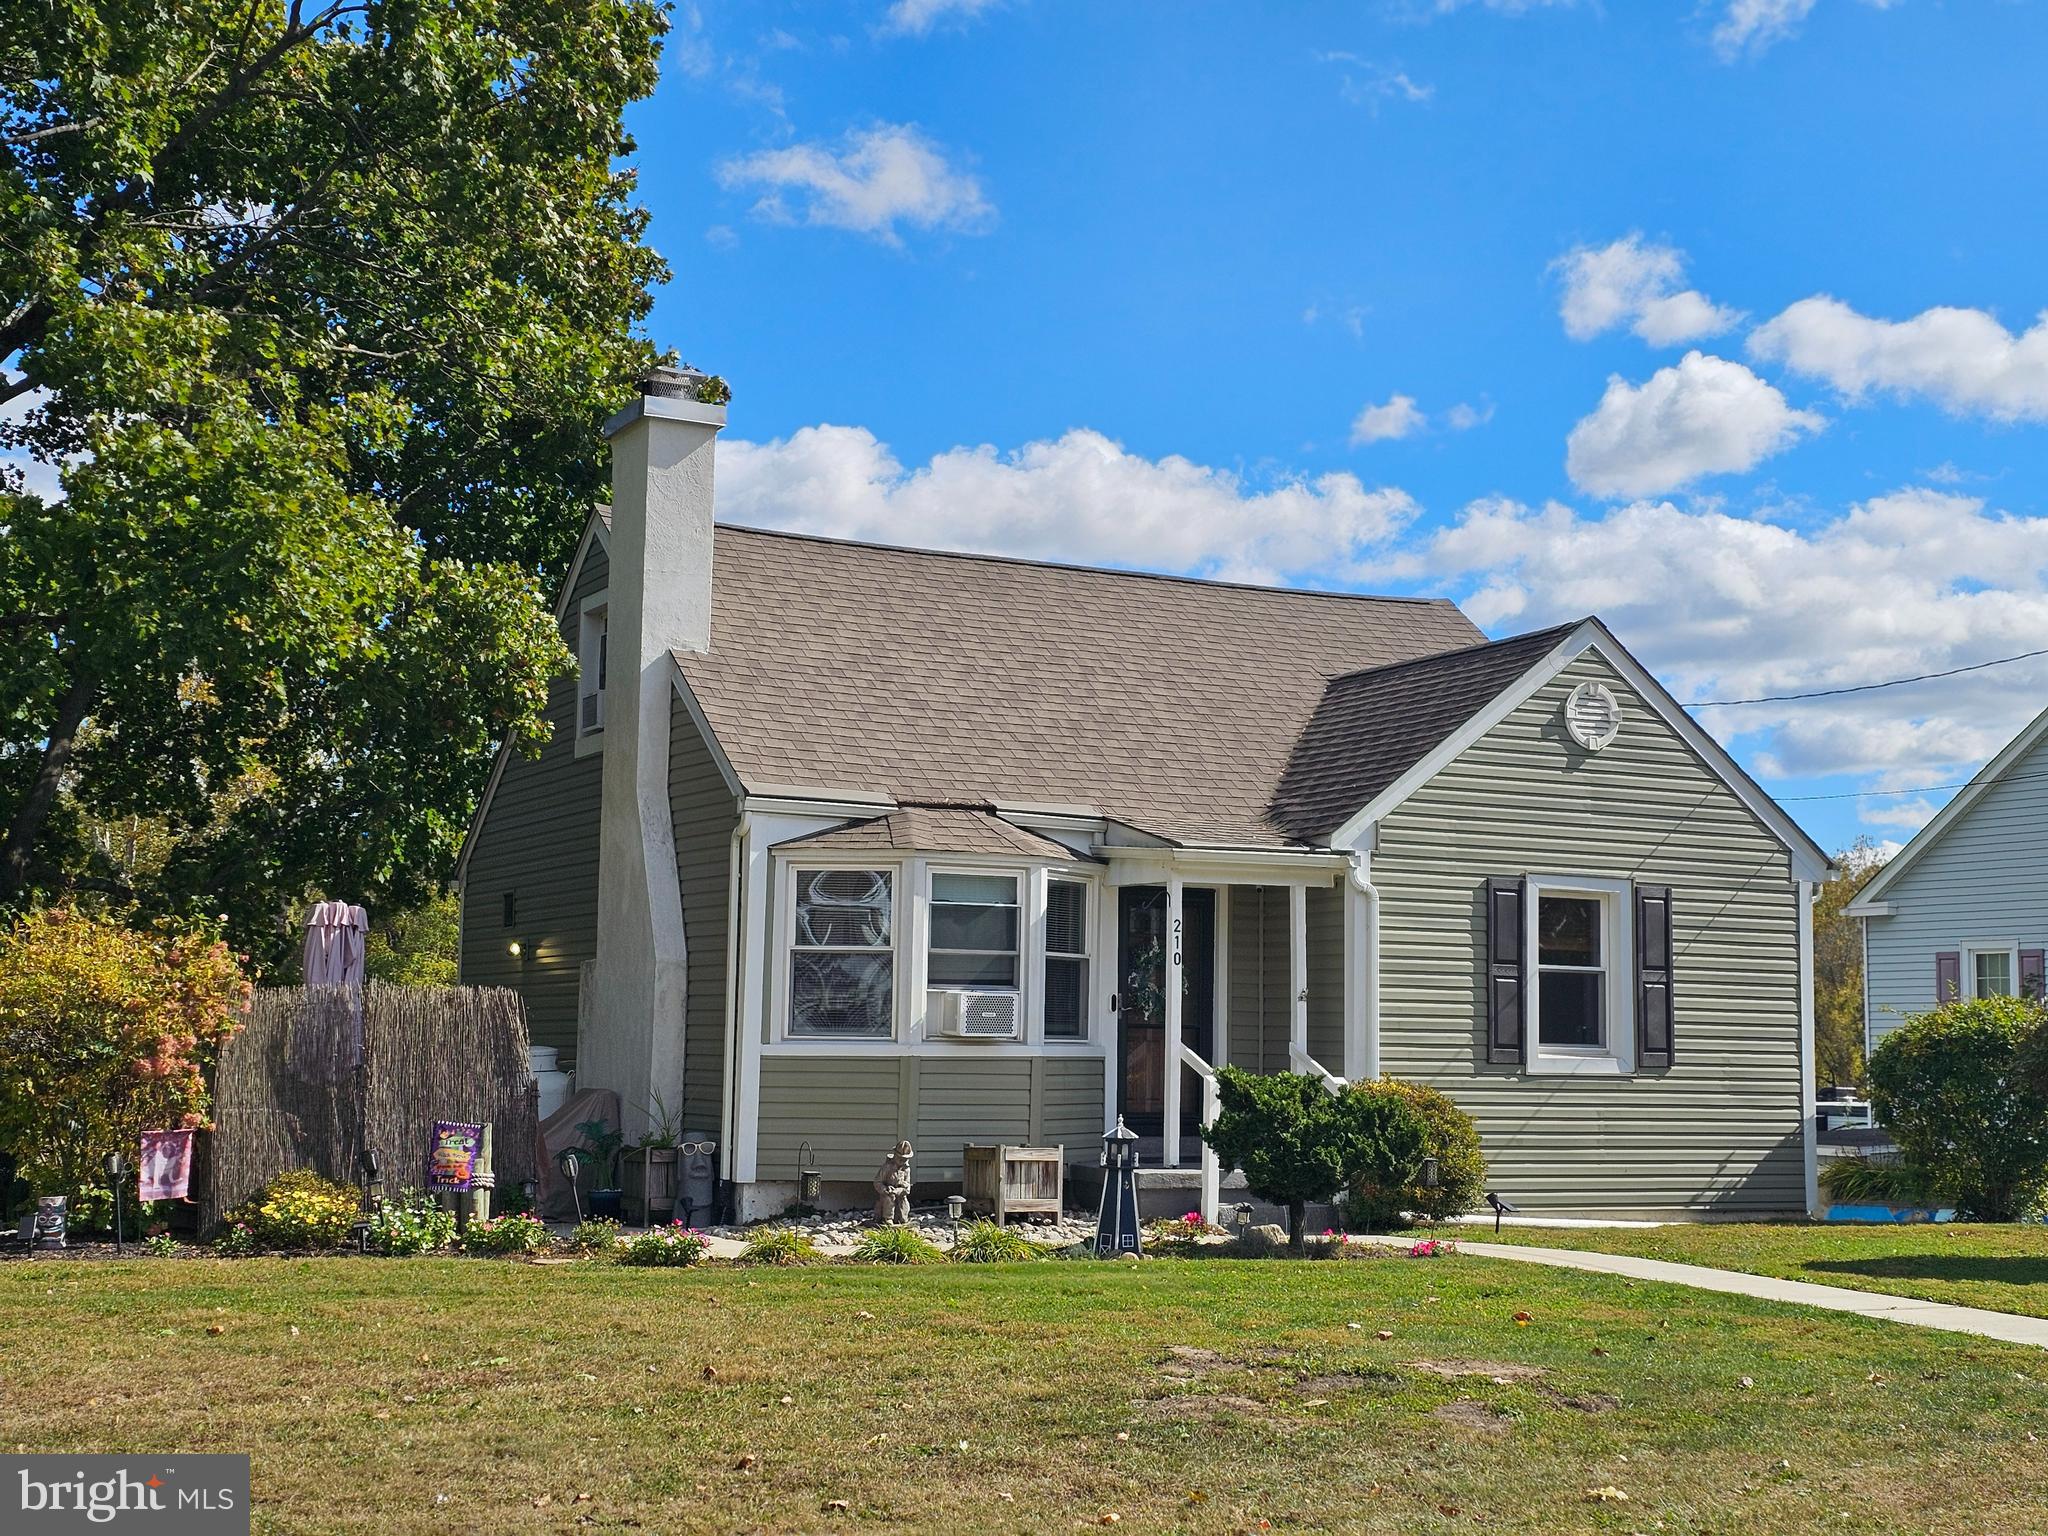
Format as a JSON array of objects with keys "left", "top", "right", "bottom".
[{"left": 719, "top": 812, "right": 749, "bottom": 1207}]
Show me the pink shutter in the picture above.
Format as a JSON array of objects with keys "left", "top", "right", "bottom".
[
  {"left": 1934, "top": 951, "right": 1961, "bottom": 1002},
  {"left": 2021, "top": 949, "right": 2045, "bottom": 1001}
]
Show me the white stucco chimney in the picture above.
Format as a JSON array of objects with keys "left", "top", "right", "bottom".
[{"left": 584, "top": 366, "right": 726, "bottom": 1136}]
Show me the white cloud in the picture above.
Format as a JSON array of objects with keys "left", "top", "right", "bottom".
[
  {"left": 881, "top": 0, "right": 1002, "bottom": 35},
  {"left": 1553, "top": 235, "right": 1741, "bottom": 345},
  {"left": 1859, "top": 796, "right": 1940, "bottom": 830},
  {"left": 718, "top": 424, "right": 1418, "bottom": 586},
  {"left": 1318, "top": 52, "right": 1433, "bottom": 110},
  {"left": 1713, "top": 0, "right": 1818, "bottom": 59},
  {"left": 1446, "top": 400, "right": 1495, "bottom": 431},
  {"left": 1749, "top": 296, "right": 2048, "bottom": 422},
  {"left": 1565, "top": 351, "right": 1823, "bottom": 498},
  {"left": 1415, "top": 485, "right": 2048, "bottom": 784},
  {"left": 1350, "top": 394, "right": 1426, "bottom": 446},
  {"left": 717, "top": 124, "right": 993, "bottom": 244},
  {"left": 1303, "top": 301, "right": 1367, "bottom": 339}
]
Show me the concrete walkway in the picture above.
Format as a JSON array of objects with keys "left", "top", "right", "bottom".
[{"left": 1362, "top": 1235, "right": 2048, "bottom": 1350}]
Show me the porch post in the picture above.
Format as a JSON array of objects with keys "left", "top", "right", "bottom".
[
  {"left": 1164, "top": 871, "right": 1184, "bottom": 1168},
  {"left": 1288, "top": 882, "right": 1309, "bottom": 1066}
]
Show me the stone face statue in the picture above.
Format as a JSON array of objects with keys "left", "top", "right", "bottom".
[{"left": 873, "top": 1140, "right": 914, "bottom": 1225}]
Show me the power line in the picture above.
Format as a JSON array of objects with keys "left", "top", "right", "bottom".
[
  {"left": 1776, "top": 767, "right": 2048, "bottom": 802},
  {"left": 1689, "top": 645, "right": 2048, "bottom": 708}
]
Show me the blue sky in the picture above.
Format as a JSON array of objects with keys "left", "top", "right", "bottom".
[{"left": 652, "top": 1, "right": 2044, "bottom": 854}]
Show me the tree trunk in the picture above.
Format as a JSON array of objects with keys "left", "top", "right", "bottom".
[
  {"left": 0, "top": 663, "right": 95, "bottom": 899},
  {"left": 1287, "top": 1198, "right": 1306, "bottom": 1252}
]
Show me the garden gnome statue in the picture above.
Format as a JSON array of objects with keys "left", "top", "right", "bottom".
[{"left": 873, "top": 1140, "right": 914, "bottom": 1225}]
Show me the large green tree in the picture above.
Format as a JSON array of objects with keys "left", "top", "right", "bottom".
[
  {"left": 0, "top": 0, "right": 669, "bottom": 965},
  {"left": 1814, "top": 837, "right": 1888, "bottom": 1088}
]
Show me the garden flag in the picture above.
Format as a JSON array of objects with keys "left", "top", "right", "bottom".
[
  {"left": 137, "top": 1129, "right": 194, "bottom": 1202},
  {"left": 428, "top": 1121, "right": 482, "bottom": 1192}
]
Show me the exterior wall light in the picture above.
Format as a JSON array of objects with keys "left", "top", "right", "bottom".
[{"left": 507, "top": 940, "right": 523, "bottom": 958}]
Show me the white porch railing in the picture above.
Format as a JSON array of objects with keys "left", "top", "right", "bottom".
[
  {"left": 1288, "top": 1043, "right": 1348, "bottom": 1096},
  {"left": 1179, "top": 1042, "right": 1222, "bottom": 1227}
]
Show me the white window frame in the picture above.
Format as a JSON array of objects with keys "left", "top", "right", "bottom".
[
  {"left": 781, "top": 862, "right": 900, "bottom": 1043},
  {"left": 925, "top": 866, "right": 1025, "bottom": 997},
  {"left": 1963, "top": 940, "right": 2021, "bottom": 1000},
  {"left": 1042, "top": 873, "right": 1093, "bottom": 1045},
  {"left": 1524, "top": 873, "right": 1635, "bottom": 1077},
  {"left": 573, "top": 589, "right": 609, "bottom": 759}
]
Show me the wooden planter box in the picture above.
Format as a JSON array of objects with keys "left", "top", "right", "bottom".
[
  {"left": 623, "top": 1148, "right": 678, "bottom": 1226},
  {"left": 962, "top": 1144, "right": 1064, "bottom": 1225}
]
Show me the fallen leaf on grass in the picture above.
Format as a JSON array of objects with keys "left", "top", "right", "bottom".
[
  {"left": 1097, "top": 1515, "right": 1121, "bottom": 1526},
  {"left": 206, "top": 1325, "right": 225, "bottom": 1336},
  {"left": 1375, "top": 1330, "right": 1394, "bottom": 1341},
  {"left": 1585, "top": 1486, "right": 1629, "bottom": 1503},
  {"left": 1512, "top": 1311, "right": 1533, "bottom": 1327},
  {"left": 1739, "top": 1377, "right": 1754, "bottom": 1390},
  {"left": 734, "top": 1455, "right": 757, "bottom": 1471},
  {"left": 824, "top": 1499, "right": 850, "bottom": 1513}
]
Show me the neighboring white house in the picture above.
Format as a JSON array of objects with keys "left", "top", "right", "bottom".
[{"left": 1847, "top": 703, "right": 2048, "bottom": 1053}]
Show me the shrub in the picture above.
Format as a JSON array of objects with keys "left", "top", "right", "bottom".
[
  {"left": 461, "top": 1211, "right": 552, "bottom": 1256},
  {"left": 950, "top": 1219, "right": 1041, "bottom": 1263},
  {"left": 235, "top": 1170, "right": 362, "bottom": 1251},
  {"left": 365, "top": 1190, "right": 457, "bottom": 1256},
  {"left": 619, "top": 1223, "right": 708, "bottom": 1267},
  {"left": 0, "top": 907, "right": 250, "bottom": 1197},
  {"left": 570, "top": 1216, "right": 623, "bottom": 1254},
  {"left": 851, "top": 1225, "right": 945, "bottom": 1264},
  {"left": 212, "top": 1221, "right": 257, "bottom": 1258},
  {"left": 738, "top": 1226, "right": 817, "bottom": 1266},
  {"left": 1143, "top": 1210, "right": 1221, "bottom": 1256},
  {"left": 1345, "top": 1079, "right": 1485, "bottom": 1228},
  {"left": 1202, "top": 1068, "right": 1427, "bottom": 1249},
  {"left": 1869, "top": 995, "right": 2048, "bottom": 1221},
  {"left": 142, "top": 1230, "right": 180, "bottom": 1258},
  {"left": 1819, "top": 1155, "right": 1934, "bottom": 1207}
]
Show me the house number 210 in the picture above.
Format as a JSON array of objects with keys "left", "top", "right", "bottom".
[{"left": 1172, "top": 915, "right": 1182, "bottom": 968}]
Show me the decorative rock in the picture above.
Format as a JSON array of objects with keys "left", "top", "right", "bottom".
[{"left": 1234, "top": 1223, "right": 1291, "bottom": 1257}]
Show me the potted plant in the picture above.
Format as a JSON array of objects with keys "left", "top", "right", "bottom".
[
  {"left": 622, "top": 1093, "right": 682, "bottom": 1225},
  {"left": 574, "top": 1118, "right": 626, "bottom": 1222}
]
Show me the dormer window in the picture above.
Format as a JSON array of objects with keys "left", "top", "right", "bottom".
[{"left": 579, "top": 601, "right": 608, "bottom": 738}]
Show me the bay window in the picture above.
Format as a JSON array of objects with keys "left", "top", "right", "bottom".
[
  {"left": 1043, "top": 879, "right": 1090, "bottom": 1039},
  {"left": 789, "top": 868, "right": 894, "bottom": 1037},
  {"left": 928, "top": 872, "right": 1020, "bottom": 988}
]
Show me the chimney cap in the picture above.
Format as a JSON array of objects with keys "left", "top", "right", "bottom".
[{"left": 640, "top": 364, "right": 708, "bottom": 400}]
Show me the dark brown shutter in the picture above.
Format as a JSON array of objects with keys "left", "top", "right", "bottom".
[
  {"left": 1485, "top": 877, "right": 1525, "bottom": 1065},
  {"left": 1934, "top": 951, "right": 1961, "bottom": 1002},
  {"left": 1635, "top": 884, "right": 1674, "bottom": 1070},
  {"left": 2022, "top": 949, "right": 2046, "bottom": 1001}
]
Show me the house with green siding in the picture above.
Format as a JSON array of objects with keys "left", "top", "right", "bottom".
[{"left": 458, "top": 367, "right": 1833, "bottom": 1224}]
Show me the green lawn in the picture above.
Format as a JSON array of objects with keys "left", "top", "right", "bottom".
[
  {"left": 1484, "top": 1222, "right": 2048, "bottom": 1320},
  {"left": 5, "top": 1254, "right": 2046, "bottom": 1534}
]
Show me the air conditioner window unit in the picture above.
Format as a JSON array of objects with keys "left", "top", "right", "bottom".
[
  {"left": 929, "top": 988, "right": 1021, "bottom": 1040},
  {"left": 580, "top": 691, "right": 603, "bottom": 733}
]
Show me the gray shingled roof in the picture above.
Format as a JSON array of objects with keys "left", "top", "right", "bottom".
[
  {"left": 672, "top": 526, "right": 1491, "bottom": 849},
  {"left": 1268, "top": 622, "right": 1583, "bottom": 843},
  {"left": 772, "top": 806, "right": 1082, "bottom": 860}
]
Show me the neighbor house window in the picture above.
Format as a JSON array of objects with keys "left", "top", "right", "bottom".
[
  {"left": 1535, "top": 892, "right": 1608, "bottom": 1048},
  {"left": 1972, "top": 948, "right": 2016, "bottom": 999},
  {"left": 928, "top": 872, "right": 1020, "bottom": 989},
  {"left": 577, "top": 602, "right": 608, "bottom": 738},
  {"left": 1043, "top": 879, "right": 1090, "bottom": 1039},
  {"left": 789, "top": 868, "right": 894, "bottom": 1037}
]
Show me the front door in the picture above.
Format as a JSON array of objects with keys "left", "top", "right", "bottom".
[{"left": 1116, "top": 886, "right": 1216, "bottom": 1136}]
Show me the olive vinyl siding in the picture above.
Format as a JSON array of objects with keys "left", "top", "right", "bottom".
[
  {"left": 459, "top": 542, "right": 608, "bottom": 1059},
  {"left": 755, "top": 1054, "right": 1105, "bottom": 1183},
  {"left": 1861, "top": 726, "right": 2048, "bottom": 1049},
  {"left": 670, "top": 695, "right": 739, "bottom": 1141},
  {"left": 1226, "top": 887, "right": 1290, "bottom": 1073},
  {"left": 1373, "top": 652, "right": 1804, "bottom": 1216}
]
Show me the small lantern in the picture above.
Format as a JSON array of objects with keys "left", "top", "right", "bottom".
[
  {"left": 1093, "top": 1117, "right": 1143, "bottom": 1258},
  {"left": 362, "top": 1147, "right": 384, "bottom": 1210},
  {"left": 559, "top": 1149, "right": 584, "bottom": 1224},
  {"left": 102, "top": 1150, "right": 127, "bottom": 1255},
  {"left": 1232, "top": 1201, "right": 1253, "bottom": 1237},
  {"left": 945, "top": 1193, "right": 966, "bottom": 1222},
  {"left": 1418, "top": 1155, "right": 1440, "bottom": 1191},
  {"left": 796, "top": 1140, "right": 823, "bottom": 1213}
]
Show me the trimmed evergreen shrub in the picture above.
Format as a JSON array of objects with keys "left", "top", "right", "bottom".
[
  {"left": 1345, "top": 1079, "right": 1485, "bottom": 1228},
  {"left": 1868, "top": 995, "right": 2048, "bottom": 1221},
  {"left": 1201, "top": 1068, "right": 1427, "bottom": 1249}
]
